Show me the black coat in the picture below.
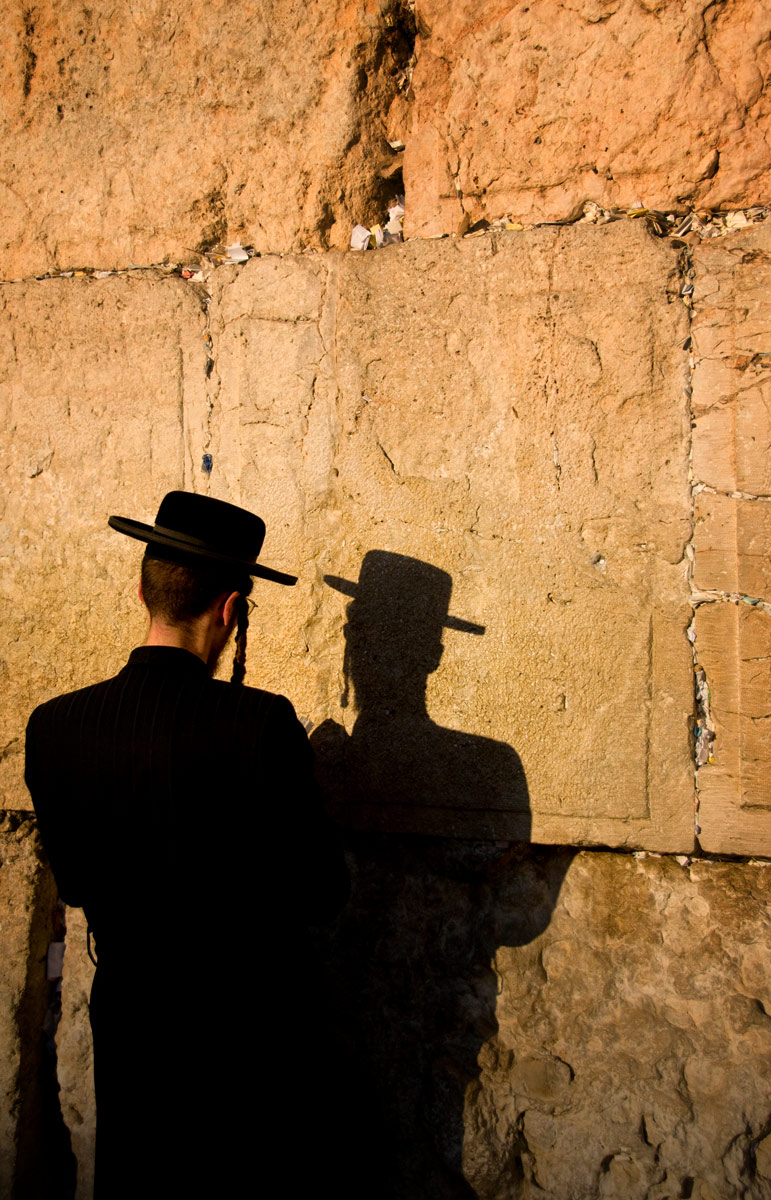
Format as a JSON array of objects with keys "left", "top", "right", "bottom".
[{"left": 26, "top": 646, "right": 349, "bottom": 1197}]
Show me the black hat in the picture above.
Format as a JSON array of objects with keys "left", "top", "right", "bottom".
[{"left": 108, "top": 491, "right": 297, "bottom": 586}]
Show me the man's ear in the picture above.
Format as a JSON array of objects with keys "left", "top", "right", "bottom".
[
  {"left": 221, "top": 591, "right": 241, "bottom": 627},
  {"left": 138, "top": 581, "right": 145, "bottom": 605}
]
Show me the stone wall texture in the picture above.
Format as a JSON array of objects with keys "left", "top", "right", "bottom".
[
  {"left": 0, "top": 815, "right": 69, "bottom": 1198},
  {"left": 404, "top": 0, "right": 771, "bottom": 236},
  {"left": 1, "top": 0, "right": 770, "bottom": 1195},
  {"left": 0, "top": 272, "right": 208, "bottom": 809},
  {"left": 57, "top": 908, "right": 95, "bottom": 1200},
  {"left": 0, "top": 0, "right": 413, "bottom": 277},
  {"left": 462, "top": 851, "right": 771, "bottom": 1200},
  {"left": 0, "top": 816, "right": 41, "bottom": 1198},
  {"left": 690, "top": 223, "right": 771, "bottom": 855},
  {"left": 4, "top": 224, "right": 698, "bottom": 850},
  {"left": 212, "top": 225, "right": 695, "bottom": 848},
  {"left": 2, "top": 0, "right": 769, "bottom": 275}
]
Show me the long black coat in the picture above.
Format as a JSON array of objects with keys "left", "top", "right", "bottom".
[{"left": 25, "top": 646, "right": 349, "bottom": 1197}]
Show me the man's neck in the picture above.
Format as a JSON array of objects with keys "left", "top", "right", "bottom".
[{"left": 145, "top": 620, "right": 213, "bottom": 669}]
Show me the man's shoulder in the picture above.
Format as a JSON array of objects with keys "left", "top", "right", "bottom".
[
  {"left": 203, "top": 681, "right": 310, "bottom": 759},
  {"left": 27, "top": 675, "right": 121, "bottom": 728},
  {"left": 207, "top": 678, "right": 299, "bottom": 722}
]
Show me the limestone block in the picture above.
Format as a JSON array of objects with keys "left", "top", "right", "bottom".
[
  {"left": 404, "top": 0, "right": 771, "bottom": 238},
  {"left": 694, "top": 602, "right": 771, "bottom": 856},
  {"left": 210, "top": 223, "right": 694, "bottom": 848},
  {"left": 693, "top": 492, "right": 771, "bottom": 599},
  {"left": 0, "top": 273, "right": 209, "bottom": 809},
  {"left": 463, "top": 852, "right": 771, "bottom": 1199},
  {"left": 0, "top": 0, "right": 411, "bottom": 278},
  {"left": 57, "top": 907, "right": 95, "bottom": 1200},
  {"left": 691, "top": 224, "right": 771, "bottom": 497}
]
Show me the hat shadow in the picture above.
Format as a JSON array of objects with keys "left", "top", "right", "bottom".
[{"left": 313, "top": 549, "right": 530, "bottom": 840}]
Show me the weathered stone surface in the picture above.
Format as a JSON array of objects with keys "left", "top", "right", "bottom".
[
  {"left": 691, "top": 224, "right": 771, "bottom": 498},
  {"left": 461, "top": 851, "right": 771, "bottom": 1200},
  {"left": 0, "top": 0, "right": 412, "bottom": 278},
  {"left": 693, "top": 491, "right": 771, "bottom": 599},
  {"left": 403, "top": 0, "right": 771, "bottom": 237},
  {"left": 0, "top": 273, "right": 208, "bottom": 809},
  {"left": 694, "top": 602, "right": 771, "bottom": 856},
  {"left": 320, "top": 842, "right": 771, "bottom": 1198},
  {"left": 53, "top": 840, "right": 771, "bottom": 1196},
  {"left": 5, "top": 226, "right": 694, "bottom": 846},
  {"left": 57, "top": 907, "right": 95, "bottom": 1200},
  {"left": 210, "top": 223, "right": 694, "bottom": 847},
  {"left": 0, "top": 814, "right": 68, "bottom": 1197},
  {"left": 689, "top": 223, "right": 771, "bottom": 856},
  {"left": 4, "top": 0, "right": 769, "bottom": 275}
]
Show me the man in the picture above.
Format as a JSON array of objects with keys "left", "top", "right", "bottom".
[{"left": 25, "top": 491, "right": 348, "bottom": 1198}]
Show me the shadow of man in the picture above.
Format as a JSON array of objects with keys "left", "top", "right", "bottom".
[{"left": 311, "top": 552, "right": 575, "bottom": 1199}]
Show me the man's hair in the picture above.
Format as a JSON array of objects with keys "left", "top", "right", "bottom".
[
  {"left": 141, "top": 551, "right": 254, "bottom": 683},
  {"left": 141, "top": 552, "right": 252, "bottom": 623}
]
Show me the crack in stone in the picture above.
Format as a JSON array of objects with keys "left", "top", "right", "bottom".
[
  {"left": 0, "top": 736, "right": 20, "bottom": 761},
  {"left": 678, "top": 240, "right": 705, "bottom": 835},
  {"left": 377, "top": 441, "right": 398, "bottom": 475},
  {"left": 197, "top": 283, "right": 216, "bottom": 483},
  {"left": 693, "top": 483, "right": 771, "bottom": 503},
  {"left": 692, "top": 591, "right": 771, "bottom": 614}
]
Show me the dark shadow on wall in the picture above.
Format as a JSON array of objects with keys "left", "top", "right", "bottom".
[
  {"left": 310, "top": 552, "right": 576, "bottom": 1199},
  {"left": 314, "top": 550, "right": 530, "bottom": 839}
]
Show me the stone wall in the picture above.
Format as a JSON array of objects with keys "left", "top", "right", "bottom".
[
  {"left": 3, "top": 0, "right": 769, "bottom": 271},
  {"left": 5, "top": 223, "right": 769, "bottom": 852},
  {"left": 1, "top": 0, "right": 770, "bottom": 1195},
  {"left": 690, "top": 228, "right": 771, "bottom": 854}
]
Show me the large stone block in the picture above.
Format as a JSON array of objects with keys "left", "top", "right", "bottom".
[
  {"left": 0, "top": 0, "right": 411, "bottom": 278},
  {"left": 0, "top": 273, "right": 208, "bottom": 809},
  {"left": 209, "top": 223, "right": 694, "bottom": 848},
  {"left": 691, "top": 223, "right": 771, "bottom": 498},
  {"left": 693, "top": 491, "right": 771, "bottom": 599},
  {"left": 463, "top": 852, "right": 771, "bottom": 1199},
  {"left": 402, "top": 0, "right": 771, "bottom": 237},
  {"left": 694, "top": 602, "right": 771, "bottom": 856}
]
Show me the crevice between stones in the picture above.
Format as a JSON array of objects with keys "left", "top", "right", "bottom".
[
  {"left": 197, "top": 281, "right": 216, "bottom": 487},
  {"left": 0, "top": 208, "right": 767, "bottom": 286},
  {"left": 677, "top": 241, "right": 705, "bottom": 849}
]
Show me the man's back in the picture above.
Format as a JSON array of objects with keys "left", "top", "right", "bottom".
[
  {"left": 26, "top": 644, "right": 348, "bottom": 1196},
  {"left": 27, "top": 645, "right": 344, "bottom": 936}
]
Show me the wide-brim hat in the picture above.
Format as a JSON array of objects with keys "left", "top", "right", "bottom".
[{"left": 109, "top": 491, "right": 297, "bottom": 586}]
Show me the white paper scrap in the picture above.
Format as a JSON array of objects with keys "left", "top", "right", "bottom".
[{"left": 350, "top": 224, "right": 371, "bottom": 251}]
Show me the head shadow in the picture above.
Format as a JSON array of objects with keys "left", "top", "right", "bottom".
[{"left": 314, "top": 549, "right": 531, "bottom": 841}]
